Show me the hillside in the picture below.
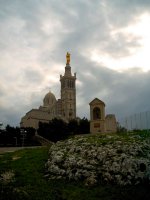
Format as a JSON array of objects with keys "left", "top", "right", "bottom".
[{"left": 0, "top": 131, "right": 150, "bottom": 200}]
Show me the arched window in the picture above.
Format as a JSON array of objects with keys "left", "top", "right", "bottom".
[{"left": 93, "top": 107, "right": 101, "bottom": 120}]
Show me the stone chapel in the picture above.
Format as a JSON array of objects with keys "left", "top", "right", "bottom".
[{"left": 89, "top": 98, "right": 117, "bottom": 133}]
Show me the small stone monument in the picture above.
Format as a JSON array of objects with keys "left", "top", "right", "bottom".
[{"left": 89, "top": 98, "right": 105, "bottom": 133}]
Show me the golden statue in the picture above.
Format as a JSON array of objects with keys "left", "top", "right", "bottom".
[{"left": 66, "top": 52, "right": 70, "bottom": 65}]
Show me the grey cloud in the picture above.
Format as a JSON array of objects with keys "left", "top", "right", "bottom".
[
  {"left": 0, "top": 0, "right": 150, "bottom": 126},
  {"left": 102, "top": 33, "right": 142, "bottom": 59},
  {"left": 0, "top": 83, "right": 6, "bottom": 97},
  {"left": 0, "top": 107, "right": 19, "bottom": 127},
  {"left": 52, "top": 1, "right": 141, "bottom": 61},
  {"left": 106, "top": 0, "right": 150, "bottom": 27},
  {"left": 76, "top": 59, "right": 150, "bottom": 121},
  {"left": 22, "top": 68, "right": 44, "bottom": 84}
]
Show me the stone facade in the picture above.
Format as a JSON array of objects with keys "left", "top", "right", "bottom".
[
  {"left": 105, "top": 114, "right": 117, "bottom": 133},
  {"left": 89, "top": 98, "right": 105, "bottom": 133},
  {"left": 89, "top": 98, "right": 117, "bottom": 133},
  {"left": 20, "top": 52, "right": 76, "bottom": 129}
]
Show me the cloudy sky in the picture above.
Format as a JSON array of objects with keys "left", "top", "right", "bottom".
[{"left": 1, "top": 0, "right": 150, "bottom": 127}]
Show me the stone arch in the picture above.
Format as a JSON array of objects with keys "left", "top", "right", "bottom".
[{"left": 93, "top": 107, "right": 101, "bottom": 120}]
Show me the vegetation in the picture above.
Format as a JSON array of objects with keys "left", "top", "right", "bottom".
[
  {"left": 38, "top": 118, "right": 90, "bottom": 142},
  {"left": 0, "top": 125, "right": 40, "bottom": 147},
  {"left": 0, "top": 118, "right": 90, "bottom": 146},
  {"left": 0, "top": 132, "right": 150, "bottom": 199},
  {"left": 85, "top": 129, "right": 150, "bottom": 144}
]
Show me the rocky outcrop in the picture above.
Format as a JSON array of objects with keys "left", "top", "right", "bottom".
[{"left": 45, "top": 133, "right": 150, "bottom": 186}]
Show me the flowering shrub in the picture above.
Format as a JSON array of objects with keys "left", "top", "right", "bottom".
[
  {"left": 46, "top": 133, "right": 150, "bottom": 186},
  {"left": 0, "top": 171, "right": 15, "bottom": 184}
]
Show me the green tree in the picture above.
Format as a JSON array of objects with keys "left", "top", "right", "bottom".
[
  {"left": 68, "top": 119, "right": 79, "bottom": 135},
  {"left": 79, "top": 118, "right": 90, "bottom": 134},
  {"left": 38, "top": 118, "right": 68, "bottom": 142}
]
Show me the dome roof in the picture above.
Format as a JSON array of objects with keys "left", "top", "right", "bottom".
[{"left": 43, "top": 91, "right": 56, "bottom": 107}]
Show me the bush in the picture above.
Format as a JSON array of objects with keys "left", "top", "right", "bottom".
[
  {"left": 38, "top": 118, "right": 90, "bottom": 142},
  {"left": 38, "top": 118, "right": 68, "bottom": 142}
]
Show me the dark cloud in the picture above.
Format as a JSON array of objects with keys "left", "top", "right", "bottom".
[
  {"left": 77, "top": 63, "right": 150, "bottom": 121},
  {"left": 106, "top": 0, "right": 150, "bottom": 27}
]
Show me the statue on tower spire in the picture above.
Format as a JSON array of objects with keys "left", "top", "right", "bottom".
[{"left": 66, "top": 52, "right": 70, "bottom": 65}]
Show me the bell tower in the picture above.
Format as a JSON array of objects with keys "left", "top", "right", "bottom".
[{"left": 60, "top": 52, "right": 76, "bottom": 121}]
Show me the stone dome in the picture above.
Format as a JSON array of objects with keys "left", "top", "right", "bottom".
[{"left": 43, "top": 91, "right": 56, "bottom": 107}]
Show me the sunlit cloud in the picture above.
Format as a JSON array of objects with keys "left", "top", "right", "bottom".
[{"left": 91, "top": 13, "right": 150, "bottom": 72}]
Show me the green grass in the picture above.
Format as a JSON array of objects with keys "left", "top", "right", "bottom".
[
  {"left": 0, "top": 135, "right": 150, "bottom": 200},
  {"left": 79, "top": 131, "right": 150, "bottom": 145},
  {"left": 0, "top": 147, "right": 51, "bottom": 200}
]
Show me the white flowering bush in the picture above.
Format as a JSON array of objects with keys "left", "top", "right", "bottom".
[
  {"left": 0, "top": 171, "right": 15, "bottom": 185},
  {"left": 45, "top": 133, "right": 150, "bottom": 186}
]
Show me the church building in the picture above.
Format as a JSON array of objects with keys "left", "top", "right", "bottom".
[{"left": 20, "top": 52, "right": 76, "bottom": 129}]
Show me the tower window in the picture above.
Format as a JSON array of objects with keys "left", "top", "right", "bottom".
[
  {"left": 72, "top": 82, "right": 74, "bottom": 88},
  {"left": 65, "top": 80, "right": 68, "bottom": 87},
  {"left": 61, "top": 80, "right": 65, "bottom": 89}
]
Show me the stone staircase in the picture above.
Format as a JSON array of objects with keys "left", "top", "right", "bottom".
[{"left": 34, "top": 134, "right": 53, "bottom": 146}]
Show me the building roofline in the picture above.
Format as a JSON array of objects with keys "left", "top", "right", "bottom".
[{"left": 89, "top": 98, "right": 105, "bottom": 106}]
